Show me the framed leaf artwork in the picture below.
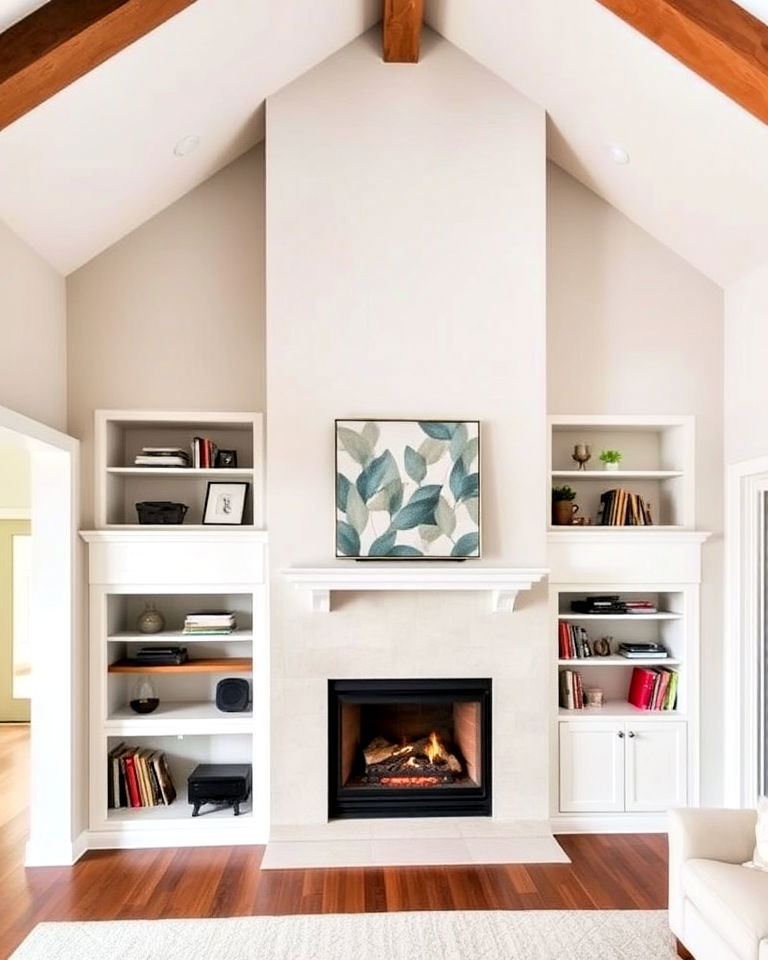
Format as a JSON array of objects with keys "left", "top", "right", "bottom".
[{"left": 335, "top": 420, "right": 480, "bottom": 559}]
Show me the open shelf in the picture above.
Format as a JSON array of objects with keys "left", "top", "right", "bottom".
[
  {"left": 557, "top": 656, "right": 680, "bottom": 667},
  {"left": 107, "top": 796, "right": 253, "bottom": 823},
  {"left": 108, "top": 630, "right": 253, "bottom": 643},
  {"left": 105, "top": 701, "right": 253, "bottom": 734},
  {"left": 558, "top": 702, "right": 685, "bottom": 721},
  {"left": 107, "top": 467, "right": 255, "bottom": 478},
  {"left": 557, "top": 612, "right": 681, "bottom": 621},
  {"left": 552, "top": 470, "right": 683, "bottom": 480},
  {"left": 108, "top": 658, "right": 253, "bottom": 674}
]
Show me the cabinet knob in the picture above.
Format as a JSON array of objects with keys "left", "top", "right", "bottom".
[
  {"left": 617, "top": 731, "right": 625, "bottom": 738},
  {"left": 627, "top": 731, "right": 636, "bottom": 738}
]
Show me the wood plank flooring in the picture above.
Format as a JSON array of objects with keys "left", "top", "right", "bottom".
[{"left": 0, "top": 726, "right": 670, "bottom": 959}]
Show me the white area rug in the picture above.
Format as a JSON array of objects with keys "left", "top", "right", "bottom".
[{"left": 11, "top": 910, "right": 678, "bottom": 959}]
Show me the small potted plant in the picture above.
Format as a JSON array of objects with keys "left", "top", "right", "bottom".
[
  {"left": 552, "top": 485, "right": 578, "bottom": 525},
  {"left": 599, "top": 450, "right": 622, "bottom": 472}
]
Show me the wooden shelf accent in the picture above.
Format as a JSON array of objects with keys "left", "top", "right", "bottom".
[{"left": 108, "top": 657, "right": 252, "bottom": 674}]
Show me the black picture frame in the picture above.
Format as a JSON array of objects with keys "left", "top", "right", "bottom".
[
  {"left": 203, "top": 482, "right": 249, "bottom": 525},
  {"left": 215, "top": 449, "right": 238, "bottom": 468}
]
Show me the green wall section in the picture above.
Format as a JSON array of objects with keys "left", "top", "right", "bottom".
[{"left": 0, "top": 519, "right": 30, "bottom": 722}]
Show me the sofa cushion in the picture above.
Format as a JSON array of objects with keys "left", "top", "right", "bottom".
[
  {"left": 745, "top": 796, "right": 768, "bottom": 872},
  {"left": 683, "top": 859, "right": 768, "bottom": 958}
]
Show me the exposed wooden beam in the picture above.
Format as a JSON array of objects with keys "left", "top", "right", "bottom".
[
  {"left": 0, "top": 0, "right": 197, "bottom": 131},
  {"left": 383, "top": 0, "right": 424, "bottom": 63},
  {"left": 596, "top": 0, "right": 768, "bottom": 125}
]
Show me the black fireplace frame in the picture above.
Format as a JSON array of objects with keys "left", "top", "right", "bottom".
[{"left": 328, "top": 678, "right": 492, "bottom": 819}]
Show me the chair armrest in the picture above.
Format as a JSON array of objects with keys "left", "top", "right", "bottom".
[
  {"left": 669, "top": 807, "right": 757, "bottom": 865},
  {"left": 668, "top": 807, "right": 757, "bottom": 937}
]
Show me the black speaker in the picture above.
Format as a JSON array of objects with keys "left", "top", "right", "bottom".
[{"left": 216, "top": 678, "right": 250, "bottom": 712}]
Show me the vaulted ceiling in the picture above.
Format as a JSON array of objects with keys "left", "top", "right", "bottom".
[{"left": 0, "top": 0, "right": 767, "bottom": 284}]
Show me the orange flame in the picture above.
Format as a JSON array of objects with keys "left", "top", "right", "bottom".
[{"left": 425, "top": 731, "right": 445, "bottom": 764}]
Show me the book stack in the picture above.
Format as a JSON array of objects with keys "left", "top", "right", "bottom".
[
  {"left": 599, "top": 489, "right": 652, "bottom": 525},
  {"left": 183, "top": 612, "right": 236, "bottom": 635},
  {"left": 134, "top": 446, "right": 191, "bottom": 468},
  {"left": 619, "top": 642, "right": 668, "bottom": 660},
  {"left": 559, "top": 669, "right": 585, "bottom": 710},
  {"left": 625, "top": 600, "right": 658, "bottom": 614},
  {"left": 627, "top": 666, "right": 679, "bottom": 711},
  {"left": 558, "top": 621, "right": 593, "bottom": 659},
  {"left": 192, "top": 436, "right": 217, "bottom": 468},
  {"left": 108, "top": 744, "right": 177, "bottom": 809},
  {"left": 570, "top": 596, "right": 628, "bottom": 615}
]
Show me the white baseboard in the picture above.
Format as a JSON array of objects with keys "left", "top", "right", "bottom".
[
  {"left": 551, "top": 814, "right": 667, "bottom": 834},
  {"left": 25, "top": 830, "right": 88, "bottom": 866}
]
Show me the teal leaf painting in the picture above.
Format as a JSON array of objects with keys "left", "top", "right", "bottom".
[
  {"left": 356, "top": 451, "right": 390, "bottom": 502},
  {"left": 418, "top": 437, "right": 447, "bottom": 464},
  {"left": 452, "top": 532, "right": 479, "bottom": 557},
  {"left": 391, "top": 484, "right": 441, "bottom": 530},
  {"left": 336, "top": 521, "right": 360, "bottom": 557},
  {"left": 337, "top": 426, "right": 373, "bottom": 466},
  {"left": 449, "top": 456, "right": 467, "bottom": 501},
  {"left": 387, "top": 545, "right": 424, "bottom": 557},
  {"left": 369, "top": 530, "right": 397, "bottom": 556},
  {"left": 404, "top": 445, "right": 427, "bottom": 484},
  {"left": 449, "top": 423, "right": 468, "bottom": 461},
  {"left": 335, "top": 420, "right": 480, "bottom": 558},
  {"left": 345, "top": 484, "right": 368, "bottom": 535},
  {"left": 418, "top": 421, "right": 458, "bottom": 441},
  {"left": 336, "top": 472, "right": 350, "bottom": 512}
]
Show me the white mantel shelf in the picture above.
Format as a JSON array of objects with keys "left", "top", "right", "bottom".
[{"left": 282, "top": 566, "right": 549, "bottom": 613}]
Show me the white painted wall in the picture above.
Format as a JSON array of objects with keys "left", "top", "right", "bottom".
[
  {"left": 725, "top": 262, "right": 768, "bottom": 465},
  {"left": 0, "top": 220, "right": 67, "bottom": 431},
  {"left": 547, "top": 163, "right": 725, "bottom": 803},
  {"left": 267, "top": 29, "right": 548, "bottom": 825},
  {"left": 66, "top": 146, "right": 266, "bottom": 525}
]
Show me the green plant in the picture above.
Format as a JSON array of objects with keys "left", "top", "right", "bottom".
[
  {"left": 599, "top": 449, "right": 623, "bottom": 464},
  {"left": 552, "top": 485, "right": 577, "bottom": 502}
]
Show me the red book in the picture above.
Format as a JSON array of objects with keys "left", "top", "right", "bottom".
[
  {"left": 559, "top": 622, "right": 569, "bottom": 659},
  {"left": 123, "top": 753, "right": 142, "bottom": 808},
  {"left": 627, "top": 667, "right": 657, "bottom": 710}
]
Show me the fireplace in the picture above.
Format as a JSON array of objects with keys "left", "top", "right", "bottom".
[{"left": 328, "top": 678, "right": 492, "bottom": 819}]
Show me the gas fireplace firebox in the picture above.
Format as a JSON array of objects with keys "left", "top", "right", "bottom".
[{"left": 328, "top": 679, "right": 492, "bottom": 819}]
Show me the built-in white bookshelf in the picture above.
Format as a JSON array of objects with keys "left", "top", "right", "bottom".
[
  {"left": 94, "top": 410, "right": 263, "bottom": 528},
  {"left": 83, "top": 409, "right": 268, "bottom": 852},
  {"left": 548, "top": 415, "right": 694, "bottom": 530}
]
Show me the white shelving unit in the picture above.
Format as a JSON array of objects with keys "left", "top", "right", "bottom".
[
  {"left": 548, "top": 414, "right": 707, "bottom": 833},
  {"left": 548, "top": 415, "right": 694, "bottom": 530},
  {"left": 95, "top": 410, "right": 263, "bottom": 528},
  {"left": 83, "top": 409, "right": 268, "bottom": 851}
]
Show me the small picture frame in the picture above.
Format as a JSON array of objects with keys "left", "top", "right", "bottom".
[
  {"left": 203, "top": 482, "right": 249, "bottom": 525},
  {"left": 215, "top": 449, "right": 238, "bottom": 469}
]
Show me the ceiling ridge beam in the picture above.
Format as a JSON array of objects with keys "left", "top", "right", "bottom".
[
  {"left": 0, "top": 0, "right": 197, "bottom": 132},
  {"left": 596, "top": 0, "right": 768, "bottom": 125},
  {"left": 383, "top": 0, "right": 424, "bottom": 63}
]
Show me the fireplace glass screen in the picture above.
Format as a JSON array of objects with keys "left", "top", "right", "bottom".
[{"left": 328, "top": 679, "right": 491, "bottom": 819}]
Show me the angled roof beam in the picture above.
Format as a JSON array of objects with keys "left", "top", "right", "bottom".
[
  {"left": 596, "top": 0, "right": 768, "bottom": 125},
  {"left": 382, "top": 0, "right": 424, "bottom": 63},
  {"left": 0, "top": 0, "right": 197, "bottom": 132}
]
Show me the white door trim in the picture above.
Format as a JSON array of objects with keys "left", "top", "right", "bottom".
[
  {"left": 725, "top": 455, "right": 768, "bottom": 806},
  {"left": 0, "top": 404, "right": 82, "bottom": 865}
]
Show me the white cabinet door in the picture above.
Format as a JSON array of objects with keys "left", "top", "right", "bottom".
[
  {"left": 559, "top": 721, "right": 624, "bottom": 813},
  {"left": 624, "top": 721, "right": 687, "bottom": 812}
]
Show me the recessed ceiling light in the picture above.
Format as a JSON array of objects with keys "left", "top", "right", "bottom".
[
  {"left": 173, "top": 134, "right": 200, "bottom": 157},
  {"left": 608, "top": 144, "right": 630, "bottom": 165}
]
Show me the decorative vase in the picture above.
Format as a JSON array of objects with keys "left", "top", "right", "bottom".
[
  {"left": 129, "top": 675, "right": 159, "bottom": 714},
  {"left": 552, "top": 501, "right": 578, "bottom": 525},
  {"left": 603, "top": 462, "right": 619, "bottom": 471},
  {"left": 137, "top": 602, "right": 165, "bottom": 634}
]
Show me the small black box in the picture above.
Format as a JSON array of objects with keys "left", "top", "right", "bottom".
[{"left": 187, "top": 763, "right": 252, "bottom": 817}]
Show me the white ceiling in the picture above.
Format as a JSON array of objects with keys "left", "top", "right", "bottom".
[
  {"left": 0, "top": 0, "right": 766, "bottom": 284},
  {"left": 0, "top": 0, "right": 46, "bottom": 31}
]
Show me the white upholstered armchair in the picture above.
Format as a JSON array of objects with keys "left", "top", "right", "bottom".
[{"left": 669, "top": 807, "right": 768, "bottom": 960}]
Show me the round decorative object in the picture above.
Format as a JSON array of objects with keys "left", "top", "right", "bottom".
[
  {"left": 129, "top": 675, "right": 159, "bottom": 714},
  {"left": 593, "top": 637, "right": 612, "bottom": 657},
  {"left": 137, "top": 602, "right": 165, "bottom": 634},
  {"left": 586, "top": 688, "right": 605, "bottom": 708},
  {"left": 571, "top": 444, "right": 591, "bottom": 471}
]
